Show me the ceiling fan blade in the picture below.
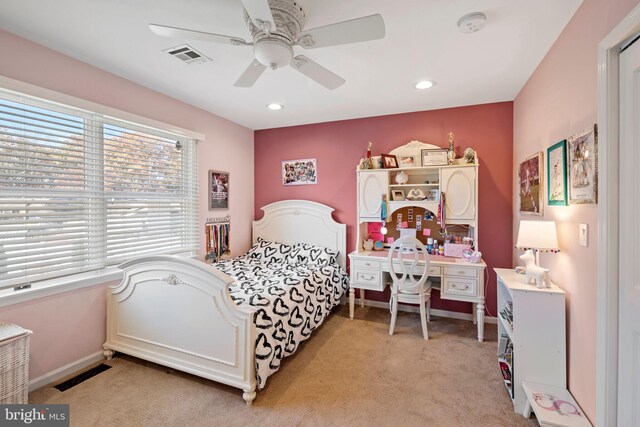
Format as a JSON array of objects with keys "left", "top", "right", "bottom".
[
  {"left": 291, "top": 55, "right": 345, "bottom": 90},
  {"left": 149, "top": 24, "right": 250, "bottom": 46},
  {"left": 296, "top": 14, "right": 385, "bottom": 49},
  {"left": 241, "top": 0, "right": 276, "bottom": 33},
  {"left": 234, "top": 60, "right": 268, "bottom": 87}
]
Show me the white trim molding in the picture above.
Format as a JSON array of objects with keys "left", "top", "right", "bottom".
[
  {"left": 596, "top": 4, "right": 640, "bottom": 427},
  {"left": 0, "top": 269, "right": 122, "bottom": 308},
  {"left": 29, "top": 351, "right": 105, "bottom": 392}
]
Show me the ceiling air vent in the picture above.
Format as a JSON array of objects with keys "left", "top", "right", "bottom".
[{"left": 163, "top": 44, "right": 211, "bottom": 64}]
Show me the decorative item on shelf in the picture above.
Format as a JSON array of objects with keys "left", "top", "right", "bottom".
[
  {"left": 405, "top": 188, "right": 426, "bottom": 201},
  {"left": 516, "top": 220, "right": 559, "bottom": 284},
  {"left": 447, "top": 131, "right": 456, "bottom": 165},
  {"left": 391, "top": 189, "right": 405, "bottom": 201},
  {"left": 363, "top": 238, "right": 374, "bottom": 251},
  {"left": 567, "top": 124, "right": 598, "bottom": 204},
  {"left": 373, "top": 240, "right": 384, "bottom": 251},
  {"left": 371, "top": 156, "right": 383, "bottom": 169},
  {"left": 282, "top": 158, "right": 318, "bottom": 185},
  {"left": 366, "top": 141, "right": 372, "bottom": 159},
  {"left": 520, "top": 250, "right": 550, "bottom": 288},
  {"left": 425, "top": 188, "right": 439, "bottom": 201},
  {"left": 518, "top": 152, "right": 544, "bottom": 215},
  {"left": 463, "top": 249, "right": 482, "bottom": 263},
  {"left": 358, "top": 157, "right": 372, "bottom": 170},
  {"left": 463, "top": 147, "right": 476, "bottom": 164},
  {"left": 394, "top": 170, "right": 409, "bottom": 184},
  {"left": 381, "top": 153, "right": 399, "bottom": 168}
]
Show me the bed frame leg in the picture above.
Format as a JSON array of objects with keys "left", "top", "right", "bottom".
[
  {"left": 103, "top": 347, "right": 115, "bottom": 360},
  {"left": 243, "top": 388, "right": 256, "bottom": 405}
]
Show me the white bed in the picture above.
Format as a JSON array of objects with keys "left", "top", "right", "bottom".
[{"left": 102, "top": 200, "right": 347, "bottom": 404}]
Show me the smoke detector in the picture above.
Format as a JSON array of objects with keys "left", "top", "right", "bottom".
[{"left": 457, "top": 12, "right": 487, "bottom": 33}]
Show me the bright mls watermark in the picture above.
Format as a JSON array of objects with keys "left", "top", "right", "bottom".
[{"left": 1, "top": 405, "right": 69, "bottom": 426}]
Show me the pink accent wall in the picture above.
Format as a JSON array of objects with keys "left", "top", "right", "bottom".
[
  {"left": 255, "top": 102, "right": 514, "bottom": 315},
  {"left": 513, "top": 0, "right": 638, "bottom": 421},
  {"left": 0, "top": 29, "right": 254, "bottom": 381}
]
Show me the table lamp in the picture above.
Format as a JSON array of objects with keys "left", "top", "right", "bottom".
[{"left": 516, "top": 220, "right": 559, "bottom": 268}]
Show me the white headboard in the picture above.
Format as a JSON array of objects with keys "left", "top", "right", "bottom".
[{"left": 252, "top": 200, "right": 347, "bottom": 270}]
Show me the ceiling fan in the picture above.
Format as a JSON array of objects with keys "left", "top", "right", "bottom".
[{"left": 149, "top": 0, "right": 385, "bottom": 90}]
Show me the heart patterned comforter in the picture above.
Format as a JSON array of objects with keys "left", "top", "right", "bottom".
[{"left": 212, "top": 255, "right": 349, "bottom": 389}]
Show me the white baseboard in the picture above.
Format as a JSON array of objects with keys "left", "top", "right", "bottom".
[
  {"left": 29, "top": 351, "right": 105, "bottom": 392},
  {"left": 360, "top": 299, "right": 497, "bottom": 324}
]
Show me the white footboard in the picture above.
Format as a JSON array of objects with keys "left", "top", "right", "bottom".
[{"left": 103, "top": 255, "right": 257, "bottom": 404}]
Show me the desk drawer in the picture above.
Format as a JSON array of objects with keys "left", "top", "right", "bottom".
[
  {"left": 442, "top": 277, "right": 478, "bottom": 297},
  {"left": 444, "top": 266, "right": 478, "bottom": 279},
  {"left": 352, "top": 259, "right": 382, "bottom": 270},
  {"left": 428, "top": 266, "right": 442, "bottom": 276},
  {"left": 352, "top": 269, "right": 383, "bottom": 290}
]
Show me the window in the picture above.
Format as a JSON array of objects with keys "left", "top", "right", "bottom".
[{"left": 0, "top": 89, "right": 198, "bottom": 290}]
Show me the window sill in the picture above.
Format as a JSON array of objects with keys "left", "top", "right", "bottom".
[{"left": 0, "top": 268, "right": 123, "bottom": 308}]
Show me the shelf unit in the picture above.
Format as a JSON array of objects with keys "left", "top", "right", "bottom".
[{"left": 495, "top": 268, "right": 566, "bottom": 414}]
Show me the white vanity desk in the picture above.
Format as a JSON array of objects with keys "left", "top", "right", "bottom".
[{"left": 348, "top": 250, "right": 487, "bottom": 341}]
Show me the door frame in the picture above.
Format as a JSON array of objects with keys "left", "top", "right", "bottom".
[{"left": 596, "top": 4, "right": 640, "bottom": 426}]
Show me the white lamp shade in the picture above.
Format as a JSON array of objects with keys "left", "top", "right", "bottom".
[{"left": 516, "top": 220, "right": 559, "bottom": 250}]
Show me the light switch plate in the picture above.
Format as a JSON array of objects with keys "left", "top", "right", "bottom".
[{"left": 579, "top": 224, "right": 588, "bottom": 247}]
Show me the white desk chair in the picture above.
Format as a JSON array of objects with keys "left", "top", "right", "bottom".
[{"left": 387, "top": 236, "right": 432, "bottom": 340}]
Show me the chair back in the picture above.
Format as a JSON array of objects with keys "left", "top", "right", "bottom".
[{"left": 387, "top": 236, "right": 430, "bottom": 294}]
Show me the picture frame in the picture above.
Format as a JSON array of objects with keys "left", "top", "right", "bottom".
[
  {"left": 398, "top": 155, "right": 417, "bottom": 168},
  {"left": 391, "top": 189, "right": 405, "bottom": 201},
  {"left": 518, "top": 152, "right": 543, "bottom": 215},
  {"left": 567, "top": 125, "right": 598, "bottom": 204},
  {"left": 381, "top": 154, "right": 399, "bottom": 169},
  {"left": 209, "top": 170, "right": 229, "bottom": 210},
  {"left": 547, "top": 140, "right": 568, "bottom": 206},
  {"left": 421, "top": 148, "right": 449, "bottom": 166},
  {"left": 282, "top": 158, "right": 318, "bottom": 186}
]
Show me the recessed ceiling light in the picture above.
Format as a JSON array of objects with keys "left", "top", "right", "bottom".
[
  {"left": 267, "top": 103, "right": 283, "bottom": 110},
  {"left": 415, "top": 80, "right": 435, "bottom": 90}
]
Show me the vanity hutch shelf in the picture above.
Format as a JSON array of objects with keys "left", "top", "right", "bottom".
[{"left": 349, "top": 140, "right": 487, "bottom": 341}]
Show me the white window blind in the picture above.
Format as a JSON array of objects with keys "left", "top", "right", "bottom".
[
  {"left": 103, "top": 120, "right": 198, "bottom": 263},
  {"left": 0, "top": 89, "right": 198, "bottom": 290}
]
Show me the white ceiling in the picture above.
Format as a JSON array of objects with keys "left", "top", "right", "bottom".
[{"left": 0, "top": 0, "right": 582, "bottom": 130}]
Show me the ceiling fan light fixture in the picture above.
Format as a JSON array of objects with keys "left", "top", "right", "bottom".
[
  {"left": 415, "top": 80, "right": 436, "bottom": 90},
  {"left": 267, "top": 103, "right": 284, "bottom": 110},
  {"left": 254, "top": 39, "right": 293, "bottom": 69}
]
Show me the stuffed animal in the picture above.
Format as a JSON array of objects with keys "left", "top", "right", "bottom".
[{"left": 520, "top": 250, "right": 551, "bottom": 289}]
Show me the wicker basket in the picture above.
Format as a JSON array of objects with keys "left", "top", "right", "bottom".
[{"left": 0, "top": 322, "right": 32, "bottom": 404}]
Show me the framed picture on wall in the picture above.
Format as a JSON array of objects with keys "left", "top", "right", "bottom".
[
  {"left": 518, "top": 152, "right": 543, "bottom": 215},
  {"left": 209, "top": 170, "right": 229, "bottom": 210},
  {"left": 567, "top": 125, "right": 598, "bottom": 204},
  {"left": 547, "top": 140, "right": 568, "bottom": 206},
  {"left": 282, "top": 158, "right": 317, "bottom": 185}
]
